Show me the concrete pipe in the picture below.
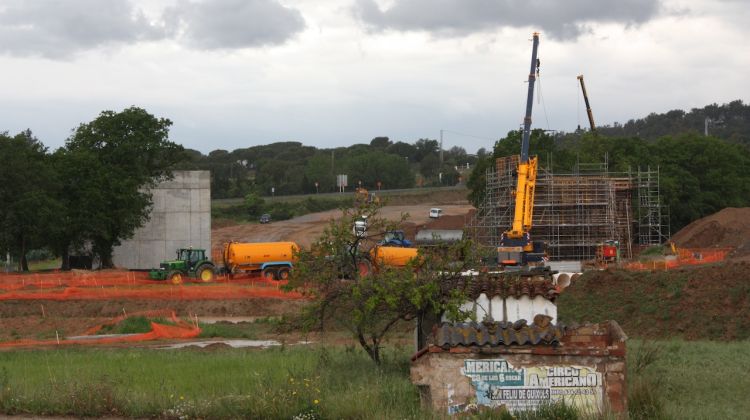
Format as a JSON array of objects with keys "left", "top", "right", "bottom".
[{"left": 556, "top": 273, "right": 571, "bottom": 290}]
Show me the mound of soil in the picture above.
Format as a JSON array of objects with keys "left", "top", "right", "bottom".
[
  {"left": 671, "top": 208, "right": 750, "bottom": 251},
  {"left": 558, "top": 261, "right": 750, "bottom": 340},
  {"left": 424, "top": 215, "right": 467, "bottom": 230}
]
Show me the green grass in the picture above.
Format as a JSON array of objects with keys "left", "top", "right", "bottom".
[
  {"left": 0, "top": 346, "right": 427, "bottom": 419},
  {"left": 212, "top": 196, "right": 348, "bottom": 224},
  {"left": 97, "top": 316, "right": 175, "bottom": 335},
  {"left": 0, "top": 258, "right": 62, "bottom": 272},
  {"left": 628, "top": 339, "right": 750, "bottom": 419},
  {"left": 0, "top": 339, "right": 748, "bottom": 418},
  {"left": 197, "top": 322, "right": 260, "bottom": 339}
]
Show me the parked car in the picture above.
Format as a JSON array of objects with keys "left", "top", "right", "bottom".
[
  {"left": 259, "top": 213, "right": 272, "bottom": 224},
  {"left": 429, "top": 208, "right": 443, "bottom": 219}
]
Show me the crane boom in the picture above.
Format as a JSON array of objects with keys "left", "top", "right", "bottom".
[
  {"left": 577, "top": 74, "right": 596, "bottom": 132},
  {"left": 508, "top": 32, "right": 539, "bottom": 240},
  {"left": 520, "top": 33, "right": 539, "bottom": 163}
]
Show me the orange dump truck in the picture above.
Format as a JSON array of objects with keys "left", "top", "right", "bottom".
[{"left": 222, "top": 241, "right": 299, "bottom": 280}]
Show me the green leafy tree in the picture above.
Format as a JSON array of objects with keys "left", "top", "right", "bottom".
[
  {"left": 287, "top": 201, "right": 476, "bottom": 365},
  {"left": 304, "top": 153, "right": 336, "bottom": 193},
  {"left": 0, "top": 130, "right": 60, "bottom": 271},
  {"left": 244, "top": 192, "right": 266, "bottom": 217},
  {"left": 63, "top": 107, "right": 184, "bottom": 268},
  {"left": 342, "top": 150, "right": 414, "bottom": 190},
  {"left": 386, "top": 141, "right": 417, "bottom": 162},
  {"left": 419, "top": 153, "right": 441, "bottom": 182},
  {"left": 49, "top": 148, "right": 109, "bottom": 270},
  {"left": 369, "top": 136, "right": 391, "bottom": 149}
]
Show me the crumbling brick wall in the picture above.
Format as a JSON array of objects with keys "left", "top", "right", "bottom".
[{"left": 411, "top": 320, "right": 627, "bottom": 415}]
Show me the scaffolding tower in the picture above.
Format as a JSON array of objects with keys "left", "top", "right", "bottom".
[{"left": 470, "top": 156, "right": 668, "bottom": 261}]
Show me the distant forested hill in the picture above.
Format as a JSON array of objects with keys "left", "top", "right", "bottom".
[
  {"left": 178, "top": 138, "right": 479, "bottom": 199},
  {"left": 596, "top": 100, "right": 749, "bottom": 146}
]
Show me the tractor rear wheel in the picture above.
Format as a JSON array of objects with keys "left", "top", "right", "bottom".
[
  {"left": 196, "top": 264, "right": 215, "bottom": 282},
  {"left": 262, "top": 267, "right": 277, "bottom": 281},
  {"left": 277, "top": 267, "right": 290, "bottom": 281},
  {"left": 168, "top": 270, "right": 183, "bottom": 285}
]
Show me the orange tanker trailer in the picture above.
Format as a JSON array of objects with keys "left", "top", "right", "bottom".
[
  {"left": 222, "top": 241, "right": 299, "bottom": 280},
  {"left": 354, "top": 245, "right": 420, "bottom": 276}
]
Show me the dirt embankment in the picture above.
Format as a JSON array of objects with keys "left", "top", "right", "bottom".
[
  {"left": 558, "top": 261, "right": 750, "bottom": 340},
  {"left": 212, "top": 204, "right": 475, "bottom": 249},
  {"left": 670, "top": 207, "right": 750, "bottom": 259},
  {"left": 0, "top": 298, "right": 308, "bottom": 342}
]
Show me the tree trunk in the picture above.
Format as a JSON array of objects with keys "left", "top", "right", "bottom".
[
  {"left": 60, "top": 247, "right": 70, "bottom": 271},
  {"left": 95, "top": 240, "right": 115, "bottom": 269},
  {"left": 100, "top": 252, "right": 114, "bottom": 269},
  {"left": 357, "top": 329, "right": 381, "bottom": 365},
  {"left": 18, "top": 237, "right": 29, "bottom": 272}
]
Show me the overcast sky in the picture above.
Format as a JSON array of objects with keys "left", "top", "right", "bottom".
[{"left": 0, "top": 0, "right": 747, "bottom": 154}]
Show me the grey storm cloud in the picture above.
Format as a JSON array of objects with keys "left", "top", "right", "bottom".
[
  {"left": 353, "top": 0, "right": 664, "bottom": 40},
  {"left": 0, "top": 0, "right": 305, "bottom": 59},
  {"left": 164, "top": 0, "right": 306, "bottom": 50},
  {"left": 0, "top": 0, "right": 163, "bottom": 59}
]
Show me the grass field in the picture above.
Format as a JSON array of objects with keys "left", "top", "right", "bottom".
[
  {"left": 0, "top": 339, "right": 749, "bottom": 419},
  {"left": 629, "top": 339, "right": 750, "bottom": 419}
]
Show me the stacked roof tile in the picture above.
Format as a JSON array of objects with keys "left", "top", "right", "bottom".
[
  {"left": 433, "top": 315, "right": 565, "bottom": 347},
  {"left": 442, "top": 272, "right": 558, "bottom": 302}
]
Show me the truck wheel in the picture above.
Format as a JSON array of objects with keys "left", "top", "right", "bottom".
[
  {"left": 277, "top": 267, "right": 290, "bottom": 281},
  {"left": 262, "top": 267, "right": 277, "bottom": 281},
  {"left": 168, "top": 271, "right": 183, "bottom": 285},
  {"left": 196, "top": 264, "right": 215, "bottom": 282}
]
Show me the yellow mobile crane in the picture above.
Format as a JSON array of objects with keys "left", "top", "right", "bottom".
[{"left": 497, "top": 33, "right": 546, "bottom": 267}]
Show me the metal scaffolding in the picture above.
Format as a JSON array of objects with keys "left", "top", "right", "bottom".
[{"left": 469, "top": 156, "right": 668, "bottom": 261}]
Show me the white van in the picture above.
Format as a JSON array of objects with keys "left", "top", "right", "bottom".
[{"left": 429, "top": 208, "right": 443, "bottom": 219}]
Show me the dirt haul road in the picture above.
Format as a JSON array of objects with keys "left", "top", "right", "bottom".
[{"left": 212, "top": 204, "right": 475, "bottom": 250}]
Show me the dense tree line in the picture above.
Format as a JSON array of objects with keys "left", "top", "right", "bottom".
[
  {"left": 468, "top": 129, "right": 750, "bottom": 233},
  {"left": 178, "top": 137, "right": 476, "bottom": 199},
  {"left": 595, "top": 99, "right": 750, "bottom": 146},
  {"left": 0, "top": 107, "right": 183, "bottom": 271}
]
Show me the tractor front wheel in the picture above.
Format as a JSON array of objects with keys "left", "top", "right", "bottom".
[
  {"left": 262, "top": 267, "right": 277, "bottom": 281},
  {"left": 168, "top": 270, "right": 183, "bottom": 285},
  {"left": 196, "top": 264, "right": 215, "bottom": 282}
]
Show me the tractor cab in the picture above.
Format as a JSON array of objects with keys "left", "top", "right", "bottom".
[{"left": 177, "top": 248, "right": 206, "bottom": 269}]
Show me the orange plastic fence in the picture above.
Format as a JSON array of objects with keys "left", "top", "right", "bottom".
[
  {"left": 0, "top": 310, "right": 200, "bottom": 349},
  {"left": 0, "top": 271, "right": 303, "bottom": 301},
  {"left": 625, "top": 247, "right": 732, "bottom": 271}
]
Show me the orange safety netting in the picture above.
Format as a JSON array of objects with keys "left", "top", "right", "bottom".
[
  {"left": 0, "top": 271, "right": 303, "bottom": 301},
  {"left": 624, "top": 247, "right": 732, "bottom": 271},
  {"left": 0, "top": 310, "right": 200, "bottom": 349}
]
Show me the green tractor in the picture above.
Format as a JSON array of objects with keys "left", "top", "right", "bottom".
[{"left": 148, "top": 248, "right": 216, "bottom": 284}]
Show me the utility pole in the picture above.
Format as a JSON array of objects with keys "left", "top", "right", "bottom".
[{"left": 439, "top": 129, "right": 444, "bottom": 164}]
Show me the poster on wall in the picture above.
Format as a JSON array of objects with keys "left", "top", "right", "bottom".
[{"left": 458, "top": 359, "right": 602, "bottom": 413}]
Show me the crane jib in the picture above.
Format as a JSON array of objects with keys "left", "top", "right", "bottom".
[{"left": 520, "top": 33, "right": 540, "bottom": 164}]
